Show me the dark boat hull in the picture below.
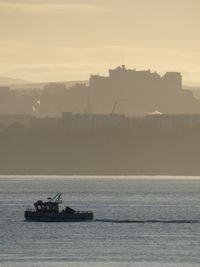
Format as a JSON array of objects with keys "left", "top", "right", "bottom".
[{"left": 25, "top": 210, "right": 94, "bottom": 222}]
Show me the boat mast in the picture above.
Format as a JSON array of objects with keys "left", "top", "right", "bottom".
[{"left": 48, "top": 193, "right": 62, "bottom": 204}]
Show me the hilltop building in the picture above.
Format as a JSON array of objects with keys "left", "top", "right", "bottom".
[{"left": 88, "top": 66, "right": 197, "bottom": 115}]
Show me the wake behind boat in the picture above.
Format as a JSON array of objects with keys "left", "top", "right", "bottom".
[{"left": 24, "top": 193, "right": 94, "bottom": 222}]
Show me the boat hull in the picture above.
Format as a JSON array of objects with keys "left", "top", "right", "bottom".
[{"left": 24, "top": 210, "right": 94, "bottom": 222}]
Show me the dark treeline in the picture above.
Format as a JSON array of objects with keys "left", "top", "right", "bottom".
[{"left": 1, "top": 116, "right": 200, "bottom": 175}]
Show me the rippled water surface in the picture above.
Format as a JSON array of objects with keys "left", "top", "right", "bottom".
[{"left": 0, "top": 176, "right": 200, "bottom": 267}]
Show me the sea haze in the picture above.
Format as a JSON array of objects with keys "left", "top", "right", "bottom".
[{"left": 0, "top": 176, "right": 200, "bottom": 267}]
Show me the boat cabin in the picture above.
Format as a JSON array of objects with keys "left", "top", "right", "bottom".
[{"left": 34, "top": 200, "right": 59, "bottom": 213}]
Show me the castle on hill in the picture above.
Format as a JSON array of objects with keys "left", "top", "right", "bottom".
[{"left": 88, "top": 65, "right": 197, "bottom": 116}]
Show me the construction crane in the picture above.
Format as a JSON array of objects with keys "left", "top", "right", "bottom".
[{"left": 111, "top": 101, "right": 117, "bottom": 115}]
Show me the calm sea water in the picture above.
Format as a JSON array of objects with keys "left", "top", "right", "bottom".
[{"left": 0, "top": 176, "right": 200, "bottom": 267}]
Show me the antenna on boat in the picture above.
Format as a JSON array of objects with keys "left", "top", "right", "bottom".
[{"left": 47, "top": 193, "right": 62, "bottom": 204}]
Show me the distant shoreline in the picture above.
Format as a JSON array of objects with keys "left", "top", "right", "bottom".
[{"left": 1, "top": 175, "right": 200, "bottom": 180}]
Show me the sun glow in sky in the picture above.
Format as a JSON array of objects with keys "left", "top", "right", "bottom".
[{"left": 1, "top": 0, "right": 200, "bottom": 84}]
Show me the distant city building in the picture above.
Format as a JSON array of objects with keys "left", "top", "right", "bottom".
[
  {"left": 44, "top": 83, "right": 66, "bottom": 94},
  {"left": 90, "top": 65, "right": 182, "bottom": 94}
]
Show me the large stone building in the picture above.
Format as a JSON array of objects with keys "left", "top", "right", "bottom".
[{"left": 88, "top": 65, "right": 198, "bottom": 116}]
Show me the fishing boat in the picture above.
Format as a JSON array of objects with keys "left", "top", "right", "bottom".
[{"left": 24, "top": 193, "right": 94, "bottom": 222}]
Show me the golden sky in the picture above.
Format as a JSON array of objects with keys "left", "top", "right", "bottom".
[{"left": 0, "top": 0, "right": 200, "bottom": 84}]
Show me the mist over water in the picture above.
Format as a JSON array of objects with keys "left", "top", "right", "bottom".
[{"left": 0, "top": 176, "right": 200, "bottom": 267}]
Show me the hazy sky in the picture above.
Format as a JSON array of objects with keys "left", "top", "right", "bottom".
[{"left": 1, "top": 0, "right": 200, "bottom": 84}]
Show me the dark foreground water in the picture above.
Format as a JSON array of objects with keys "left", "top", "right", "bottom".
[{"left": 0, "top": 176, "right": 200, "bottom": 267}]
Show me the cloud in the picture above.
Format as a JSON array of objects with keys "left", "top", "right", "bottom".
[
  {"left": 51, "top": 45, "right": 200, "bottom": 73},
  {"left": 0, "top": 63, "right": 101, "bottom": 82},
  {"left": 0, "top": 41, "right": 200, "bottom": 84},
  {"left": 0, "top": 1, "right": 109, "bottom": 15}
]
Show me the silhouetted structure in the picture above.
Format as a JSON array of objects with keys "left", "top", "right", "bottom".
[
  {"left": 89, "top": 66, "right": 197, "bottom": 115},
  {"left": 0, "top": 66, "right": 200, "bottom": 116}
]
